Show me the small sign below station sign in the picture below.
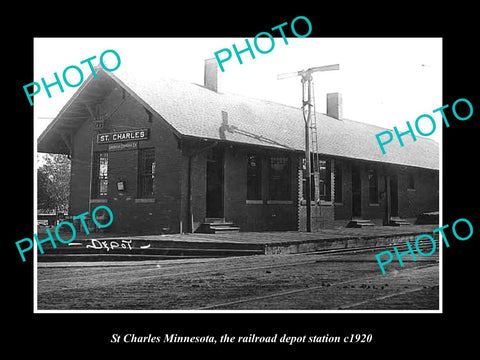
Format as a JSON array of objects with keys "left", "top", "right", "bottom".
[
  {"left": 97, "top": 129, "right": 149, "bottom": 144},
  {"left": 108, "top": 142, "right": 138, "bottom": 152}
]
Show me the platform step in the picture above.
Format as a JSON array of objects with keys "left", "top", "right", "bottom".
[
  {"left": 198, "top": 219, "right": 240, "bottom": 234},
  {"left": 346, "top": 219, "right": 375, "bottom": 228},
  {"left": 209, "top": 225, "right": 240, "bottom": 231},
  {"left": 389, "top": 217, "right": 411, "bottom": 226},
  {"left": 199, "top": 224, "right": 241, "bottom": 234},
  {"left": 415, "top": 212, "right": 439, "bottom": 225},
  {"left": 204, "top": 217, "right": 226, "bottom": 224},
  {"left": 204, "top": 221, "right": 235, "bottom": 226}
]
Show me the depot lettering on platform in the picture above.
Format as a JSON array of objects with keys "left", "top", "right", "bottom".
[{"left": 15, "top": 205, "right": 114, "bottom": 262}]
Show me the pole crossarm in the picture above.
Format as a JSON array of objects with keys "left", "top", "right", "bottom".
[
  {"left": 277, "top": 64, "right": 340, "bottom": 80},
  {"left": 301, "top": 64, "right": 340, "bottom": 76}
]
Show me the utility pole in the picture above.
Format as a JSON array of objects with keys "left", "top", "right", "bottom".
[{"left": 278, "top": 64, "right": 339, "bottom": 232}]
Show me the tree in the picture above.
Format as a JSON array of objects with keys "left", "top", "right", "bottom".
[
  {"left": 37, "top": 154, "right": 71, "bottom": 215},
  {"left": 37, "top": 166, "right": 54, "bottom": 212}
]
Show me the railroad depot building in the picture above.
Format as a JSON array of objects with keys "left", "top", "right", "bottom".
[{"left": 37, "top": 60, "right": 439, "bottom": 234}]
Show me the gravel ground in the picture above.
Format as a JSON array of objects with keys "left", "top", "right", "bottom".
[{"left": 37, "top": 249, "right": 439, "bottom": 311}]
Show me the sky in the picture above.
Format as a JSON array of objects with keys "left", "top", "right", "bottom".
[{"left": 33, "top": 37, "right": 442, "bottom": 143}]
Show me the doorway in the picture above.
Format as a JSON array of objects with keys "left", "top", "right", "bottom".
[
  {"left": 389, "top": 174, "right": 398, "bottom": 217},
  {"left": 206, "top": 149, "right": 224, "bottom": 218},
  {"left": 352, "top": 167, "right": 361, "bottom": 218}
]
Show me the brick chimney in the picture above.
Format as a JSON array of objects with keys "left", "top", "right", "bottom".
[
  {"left": 204, "top": 58, "right": 218, "bottom": 92},
  {"left": 327, "top": 92, "right": 342, "bottom": 120}
]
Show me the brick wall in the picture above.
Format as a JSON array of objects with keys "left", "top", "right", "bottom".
[
  {"left": 298, "top": 205, "right": 335, "bottom": 231},
  {"left": 223, "top": 145, "right": 300, "bottom": 231},
  {"left": 70, "top": 87, "right": 184, "bottom": 234},
  {"left": 397, "top": 167, "right": 439, "bottom": 221},
  {"left": 187, "top": 151, "right": 208, "bottom": 232},
  {"left": 69, "top": 119, "right": 93, "bottom": 217},
  {"left": 334, "top": 159, "right": 439, "bottom": 226},
  {"left": 69, "top": 85, "right": 438, "bottom": 234},
  {"left": 333, "top": 159, "right": 352, "bottom": 225}
]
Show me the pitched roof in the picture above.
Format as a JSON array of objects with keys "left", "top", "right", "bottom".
[{"left": 38, "top": 68, "right": 439, "bottom": 170}]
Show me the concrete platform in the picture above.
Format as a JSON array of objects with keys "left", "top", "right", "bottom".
[{"left": 36, "top": 225, "right": 438, "bottom": 262}]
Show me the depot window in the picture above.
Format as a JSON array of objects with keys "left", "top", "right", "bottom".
[
  {"left": 334, "top": 162, "right": 343, "bottom": 203},
  {"left": 138, "top": 148, "right": 156, "bottom": 198},
  {"left": 269, "top": 156, "right": 291, "bottom": 200},
  {"left": 302, "top": 157, "right": 331, "bottom": 202},
  {"left": 368, "top": 169, "right": 379, "bottom": 204},
  {"left": 92, "top": 152, "right": 108, "bottom": 198},
  {"left": 407, "top": 173, "right": 415, "bottom": 190},
  {"left": 317, "top": 159, "right": 331, "bottom": 201},
  {"left": 247, "top": 154, "right": 262, "bottom": 200}
]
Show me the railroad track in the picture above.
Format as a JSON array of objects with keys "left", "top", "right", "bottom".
[
  {"left": 195, "top": 263, "right": 439, "bottom": 310},
  {"left": 335, "top": 284, "right": 438, "bottom": 310},
  {"left": 37, "top": 242, "right": 439, "bottom": 296}
]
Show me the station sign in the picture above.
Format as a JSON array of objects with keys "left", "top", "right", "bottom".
[{"left": 97, "top": 129, "right": 149, "bottom": 144}]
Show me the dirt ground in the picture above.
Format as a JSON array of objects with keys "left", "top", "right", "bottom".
[{"left": 37, "top": 248, "right": 439, "bottom": 311}]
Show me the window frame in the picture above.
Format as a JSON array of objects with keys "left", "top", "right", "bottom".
[
  {"left": 246, "top": 153, "right": 262, "bottom": 201},
  {"left": 317, "top": 159, "right": 331, "bottom": 202},
  {"left": 138, "top": 148, "right": 156, "bottom": 198},
  {"left": 268, "top": 155, "right": 291, "bottom": 201},
  {"left": 407, "top": 173, "right": 416, "bottom": 191},
  {"left": 91, "top": 151, "right": 109, "bottom": 198},
  {"left": 368, "top": 168, "right": 379, "bottom": 205},
  {"left": 301, "top": 157, "right": 332, "bottom": 203},
  {"left": 334, "top": 161, "right": 343, "bottom": 204}
]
